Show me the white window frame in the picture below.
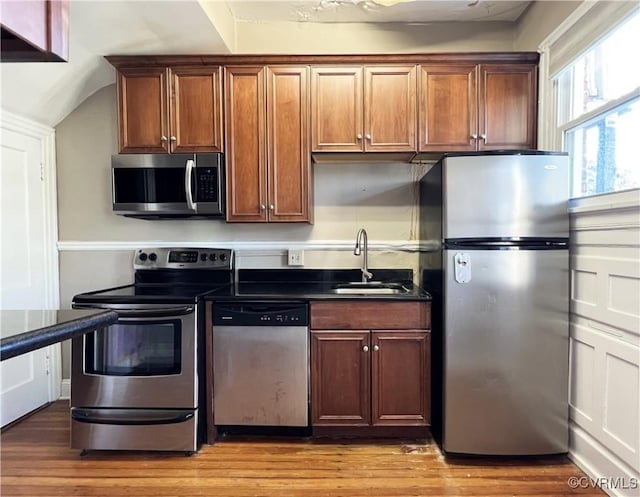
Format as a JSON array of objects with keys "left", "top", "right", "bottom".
[{"left": 538, "top": 1, "right": 640, "bottom": 155}]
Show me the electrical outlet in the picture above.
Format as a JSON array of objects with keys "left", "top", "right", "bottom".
[{"left": 288, "top": 249, "right": 304, "bottom": 266}]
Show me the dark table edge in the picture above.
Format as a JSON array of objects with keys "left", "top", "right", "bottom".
[{"left": 0, "top": 310, "right": 118, "bottom": 361}]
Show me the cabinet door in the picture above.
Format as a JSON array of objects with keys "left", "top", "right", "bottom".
[
  {"left": 117, "top": 67, "right": 169, "bottom": 153},
  {"left": 267, "top": 66, "right": 311, "bottom": 223},
  {"left": 478, "top": 64, "right": 537, "bottom": 150},
  {"left": 170, "top": 66, "right": 223, "bottom": 153},
  {"left": 0, "top": 0, "right": 68, "bottom": 62},
  {"left": 364, "top": 65, "right": 417, "bottom": 152},
  {"left": 224, "top": 66, "right": 267, "bottom": 222},
  {"left": 418, "top": 65, "right": 477, "bottom": 152},
  {"left": 311, "top": 331, "right": 370, "bottom": 426},
  {"left": 311, "top": 67, "right": 363, "bottom": 152},
  {"left": 371, "top": 331, "right": 430, "bottom": 426}
]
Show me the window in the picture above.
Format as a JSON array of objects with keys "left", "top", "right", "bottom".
[
  {"left": 547, "top": 7, "right": 640, "bottom": 198},
  {"left": 565, "top": 97, "right": 639, "bottom": 197}
]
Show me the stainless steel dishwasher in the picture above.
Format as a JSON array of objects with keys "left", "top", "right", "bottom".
[{"left": 212, "top": 302, "right": 309, "bottom": 427}]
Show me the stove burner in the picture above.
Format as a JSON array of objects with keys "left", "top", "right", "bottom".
[{"left": 73, "top": 248, "right": 234, "bottom": 306}]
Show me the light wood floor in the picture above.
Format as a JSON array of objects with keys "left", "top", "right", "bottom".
[{"left": 1, "top": 401, "right": 603, "bottom": 497}]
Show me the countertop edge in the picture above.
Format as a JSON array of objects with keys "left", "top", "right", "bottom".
[
  {"left": 207, "top": 294, "right": 431, "bottom": 302},
  {"left": 0, "top": 310, "right": 119, "bottom": 361}
]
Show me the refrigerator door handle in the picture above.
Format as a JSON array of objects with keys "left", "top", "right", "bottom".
[{"left": 454, "top": 253, "right": 472, "bottom": 283}]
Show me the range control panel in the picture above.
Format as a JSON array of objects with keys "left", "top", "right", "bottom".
[
  {"left": 213, "top": 303, "right": 309, "bottom": 327},
  {"left": 134, "top": 248, "right": 233, "bottom": 270}
]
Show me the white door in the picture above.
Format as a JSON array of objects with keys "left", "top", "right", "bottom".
[
  {"left": 0, "top": 314, "right": 51, "bottom": 426},
  {"left": 0, "top": 113, "right": 59, "bottom": 427}
]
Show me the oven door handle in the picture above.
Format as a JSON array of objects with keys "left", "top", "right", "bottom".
[
  {"left": 74, "top": 304, "right": 194, "bottom": 318},
  {"left": 71, "top": 408, "right": 194, "bottom": 425}
]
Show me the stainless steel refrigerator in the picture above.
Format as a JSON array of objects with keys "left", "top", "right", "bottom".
[{"left": 419, "top": 151, "right": 569, "bottom": 455}]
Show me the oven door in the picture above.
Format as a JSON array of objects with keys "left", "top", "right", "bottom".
[{"left": 71, "top": 304, "right": 197, "bottom": 409}]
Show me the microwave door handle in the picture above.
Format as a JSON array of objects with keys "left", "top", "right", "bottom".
[{"left": 185, "top": 159, "right": 196, "bottom": 211}]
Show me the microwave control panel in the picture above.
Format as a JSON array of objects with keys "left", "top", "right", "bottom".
[{"left": 196, "top": 168, "right": 219, "bottom": 202}]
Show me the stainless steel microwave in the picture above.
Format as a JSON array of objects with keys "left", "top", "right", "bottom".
[{"left": 112, "top": 153, "right": 224, "bottom": 219}]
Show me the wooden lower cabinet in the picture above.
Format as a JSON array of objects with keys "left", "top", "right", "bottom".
[
  {"left": 311, "top": 331, "right": 370, "bottom": 426},
  {"left": 310, "top": 300, "right": 431, "bottom": 434},
  {"left": 372, "top": 331, "right": 430, "bottom": 426},
  {"left": 311, "top": 330, "right": 430, "bottom": 428}
]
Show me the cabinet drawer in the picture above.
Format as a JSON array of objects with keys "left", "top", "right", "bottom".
[{"left": 310, "top": 301, "right": 430, "bottom": 330}]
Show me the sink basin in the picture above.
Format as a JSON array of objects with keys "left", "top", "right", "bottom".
[{"left": 330, "top": 282, "right": 410, "bottom": 295}]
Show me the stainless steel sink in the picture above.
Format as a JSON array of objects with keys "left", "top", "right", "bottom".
[{"left": 329, "top": 282, "right": 410, "bottom": 295}]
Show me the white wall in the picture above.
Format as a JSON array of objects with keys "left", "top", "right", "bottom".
[
  {"left": 568, "top": 190, "right": 640, "bottom": 496},
  {"left": 514, "top": 1, "right": 581, "bottom": 50},
  {"left": 235, "top": 20, "right": 514, "bottom": 53}
]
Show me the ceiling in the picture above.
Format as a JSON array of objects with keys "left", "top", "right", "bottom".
[
  {"left": 0, "top": 0, "right": 531, "bottom": 128},
  {"left": 226, "top": 1, "right": 531, "bottom": 23}
]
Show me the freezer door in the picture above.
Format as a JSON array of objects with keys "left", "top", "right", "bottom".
[
  {"left": 443, "top": 248, "right": 569, "bottom": 455},
  {"left": 443, "top": 154, "right": 569, "bottom": 239}
]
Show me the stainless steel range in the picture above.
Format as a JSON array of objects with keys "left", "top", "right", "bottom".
[{"left": 71, "top": 247, "right": 232, "bottom": 454}]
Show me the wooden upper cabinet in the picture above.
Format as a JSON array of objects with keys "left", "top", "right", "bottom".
[
  {"left": 225, "top": 65, "right": 311, "bottom": 223},
  {"left": 419, "top": 65, "right": 477, "bottom": 152},
  {"left": 311, "top": 65, "right": 417, "bottom": 152},
  {"left": 170, "top": 67, "right": 223, "bottom": 153},
  {"left": 419, "top": 63, "right": 537, "bottom": 152},
  {"left": 117, "top": 66, "right": 222, "bottom": 154},
  {"left": 267, "top": 66, "right": 311, "bottom": 222},
  {"left": 311, "top": 66, "right": 363, "bottom": 152},
  {"left": 110, "top": 54, "right": 538, "bottom": 158},
  {"left": 225, "top": 66, "right": 267, "bottom": 222},
  {"left": 478, "top": 64, "right": 537, "bottom": 150},
  {"left": 0, "top": 0, "right": 69, "bottom": 62},
  {"left": 118, "top": 67, "right": 169, "bottom": 153},
  {"left": 365, "top": 66, "right": 417, "bottom": 152}
]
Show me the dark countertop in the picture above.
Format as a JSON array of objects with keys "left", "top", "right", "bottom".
[
  {"left": 0, "top": 309, "right": 119, "bottom": 361},
  {"left": 210, "top": 269, "right": 431, "bottom": 301}
]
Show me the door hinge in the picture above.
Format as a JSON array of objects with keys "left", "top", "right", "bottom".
[
  {"left": 40, "top": 162, "right": 45, "bottom": 181},
  {"left": 45, "top": 355, "right": 50, "bottom": 375}
]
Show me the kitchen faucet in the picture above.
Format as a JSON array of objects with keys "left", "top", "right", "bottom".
[{"left": 354, "top": 228, "right": 373, "bottom": 283}]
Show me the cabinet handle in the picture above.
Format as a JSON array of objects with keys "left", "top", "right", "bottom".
[
  {"left": 170, "top": 136, "right": 177, "bottom": 142},
  {"left": 269, "top": 204, "right": 275, "bottom": 211},
  {"left": 356, "top": 134, "right": 362, "bottom": 140},
  {"left": 470, "top": 134, "right": 478, "bottom": 140},
  {"left": 260, "top": 204, "right": 266, "bottom": 210},
  {"left": 373, "top": 345, "right": 379, "bottom": 351},
  {"left": 366, "top": 134, "right": 371, "bottom": 141},
  {"left": 362, "top": 345, "right": 369, "bottom": 352},
  {"left": 160, "top": 135, "right": 168, "bottom": 142},
  {"left": 480, "top": 134, "right": 487, "bottom": 141}
]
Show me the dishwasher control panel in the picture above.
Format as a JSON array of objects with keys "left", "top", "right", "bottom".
[{"left": 213, "top": 302, "right": 308, "bottom": 326}]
